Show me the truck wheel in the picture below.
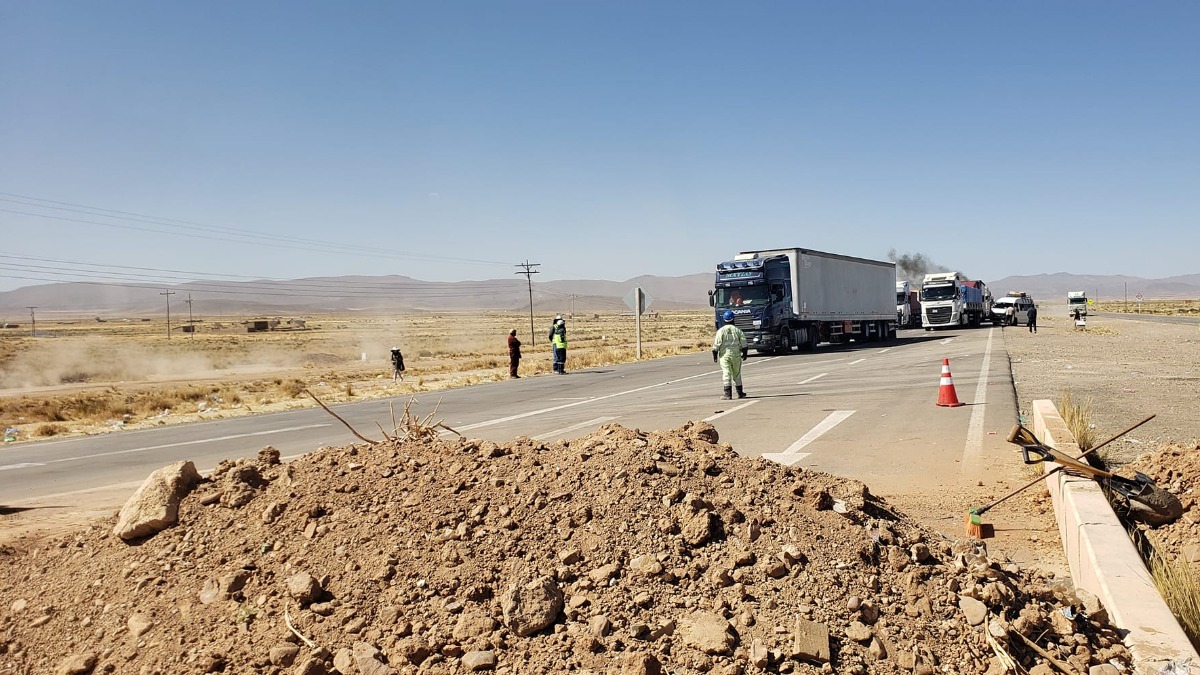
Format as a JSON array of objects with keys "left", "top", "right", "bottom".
[{"left": 776, "top": 332, "right": 792, "bottom": 355}]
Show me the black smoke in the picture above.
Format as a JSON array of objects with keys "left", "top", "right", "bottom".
[{"left": 888, "top": 249, "right": 951, "bottom": 284}]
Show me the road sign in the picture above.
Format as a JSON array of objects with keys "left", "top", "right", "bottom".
[
  {"left": 1135, "top": 293, "right": 1144, "bottom": 302},
  {"left": 623, "top": 288, "right": 654, "bottom": 315}
]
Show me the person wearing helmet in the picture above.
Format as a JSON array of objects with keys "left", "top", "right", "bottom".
[
  {"left": 390, "top": 346, "right": 406, "bottom": 382},
  {"left": 549, "top": 315, "right": 568, "bottom": 374},
  {"left": 712, "top": 310, "right": 748, "bottom": 399}
]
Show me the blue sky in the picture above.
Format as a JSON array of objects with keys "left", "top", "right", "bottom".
[{"left": 2, "top": 2, "right": 1197, "bottom": 292}]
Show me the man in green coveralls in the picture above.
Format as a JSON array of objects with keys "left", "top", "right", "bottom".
[{"left": 712, "top": 310, "right": 748, "bottom": 400}]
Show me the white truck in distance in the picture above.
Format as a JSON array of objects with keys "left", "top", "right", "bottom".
[{"left": 1068, "top": 291, "right": 1088, "bottom": 317}]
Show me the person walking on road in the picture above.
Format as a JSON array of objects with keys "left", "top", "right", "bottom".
[
  {"left": 1027, "top": 304, "right": 1038, "bottom": 333},
  {"left": 712, "top": 310, "right": 748, "bottom": 400},
  {"left": 550, "top": 315, "right": 568, "bottom": 374},
  {"left": 1004, "top": 304, "right": 1015, "bottom": 328},
  {"left": 507, "top": 330, "right": 522, "bottom": 378},
  {"left": 390, "top": 347, "right": 406, "bottom": 382}
]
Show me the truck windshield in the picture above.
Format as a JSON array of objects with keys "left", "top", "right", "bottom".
[
  {"left": 716, "top": 286, "right": 768, "bottom": 307},
  {"left": 896, "top": 293, "right": 907, "bottom": 304},
  {"left": 921, "top": 285, "right": 957, "bottom": 301},
  {"left": 1069, "top": 298, "right": 1086, "bottom": 305}
]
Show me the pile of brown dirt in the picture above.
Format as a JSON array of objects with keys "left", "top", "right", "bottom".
[
  {"left": 0, "top": 422, "right": 1130, "bottom": 674},
  {"left": 1121, "top": 440, "right": 1200, "bottom": 572}
]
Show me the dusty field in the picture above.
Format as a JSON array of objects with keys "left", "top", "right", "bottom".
[
  {"left": 1003, "top": 313, "right": 1200, "bottom": 466},
  {"left": 0, "top": 311, "right": 713, "bottom": 441}
]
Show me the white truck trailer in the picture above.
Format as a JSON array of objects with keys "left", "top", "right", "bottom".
[{"left": 711, "top": 248, "right": 897, "bottom": 353}]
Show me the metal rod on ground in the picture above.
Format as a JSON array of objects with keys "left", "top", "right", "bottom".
[{"left": 966, "top": 414, "right": 1156, "bottom": 535}]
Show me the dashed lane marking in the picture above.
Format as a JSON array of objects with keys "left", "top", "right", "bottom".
[
  {"left": 703, "top": 400, "right": 758, "bottom": 422},
  {"left": 760, "top": 410, "right": 856, "bottom": 466},
  {"left": 798, "top": 373, "right": 828, "bottom": 385}
]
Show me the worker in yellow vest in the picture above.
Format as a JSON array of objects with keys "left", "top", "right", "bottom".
[{"left": 550, "top": 316, "right": 568, "bottom": 374}]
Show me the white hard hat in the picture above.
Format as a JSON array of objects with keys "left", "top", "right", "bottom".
[
  {"left": 392, "top": 346, "right": 399, "bottom": 350},
  {"left": 555, "top": 314, "right": 562, "bottom": 320}
]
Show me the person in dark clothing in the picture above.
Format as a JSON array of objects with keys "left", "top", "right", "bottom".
[
  {"left": 390, "top": 347, "right": 406, "bottom": 382},
  {"left": 507, "top": 330, "right": 522, "bottom": 378},
  {"left": 1027, "top": 305, "right": 1038, "bottom": 333}
]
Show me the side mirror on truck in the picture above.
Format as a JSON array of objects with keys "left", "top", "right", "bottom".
[{"left": 708, "top": 290, "right": 715, "bottom": 307}]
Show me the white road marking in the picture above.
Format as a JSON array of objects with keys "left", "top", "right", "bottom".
[
  {"left": 534, "top": 416, "right": 618, "bottom": 440},
  {"left": 703, "top": 400, "right": 758, "bottom": 422},
  {"left": 761, "top": 410, "right": 856, "bottom": 466},
  {"left": 961, "top": 328, "right": 994, "bottom": 475},
  {"left": 848, "top": 358, "right": 866, "bottom": 365},
  {"left": 940, "top": 338, "right": 955, "bottom": 345},
  {"left": 35, "top": 424, "right": 332, "bottom": 466},
  {"left": 798, "top": 373, "right": 828, "bottom": 385},
  {"left": 453, "top": 369, "right": 717, "bottom": 432},
  {"left": 0, "top": 462, "right": 45, "bottom": 471},
  {"left": 878, "top": 348, "right": 892, "bottom": 354}
]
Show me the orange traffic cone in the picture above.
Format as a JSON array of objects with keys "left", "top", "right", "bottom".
[{"left": 936, "top": 358, "right": 964, "bottom": 407}]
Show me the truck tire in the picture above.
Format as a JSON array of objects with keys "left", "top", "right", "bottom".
[{"left": 776, "top": 331, "right": 792, "bottom": 355}]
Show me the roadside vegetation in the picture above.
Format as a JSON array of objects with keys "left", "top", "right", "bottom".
[
  {"left": 1093, "top": 298, "right": 1200, "bottom": 316},
  {"left": 1057, "top": 389, "right": 1200, "bottom": 651}
]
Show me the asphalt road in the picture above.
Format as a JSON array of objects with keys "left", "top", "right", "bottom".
[
  {"left": 1, "top": 326, "right": 1020, "bottom": 507},
  {"left": 1088, "top": 311, "right": 1200, "bottom": 326}
]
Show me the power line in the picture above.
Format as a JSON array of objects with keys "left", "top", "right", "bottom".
[{"left": 0, "top": 192, "right": 513, "bottom": 267}]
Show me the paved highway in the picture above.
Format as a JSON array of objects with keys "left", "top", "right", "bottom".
[{"left": 1, "top": 326, "right": 1019, "bottom": 507}]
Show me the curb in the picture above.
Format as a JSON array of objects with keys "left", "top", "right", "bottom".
[{"left": 1032, "top": 399, "right": 1199, "bottom": 674}]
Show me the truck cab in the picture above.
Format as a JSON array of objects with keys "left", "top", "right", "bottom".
[{"left": 1067, "top": 291, "right": 1088, "bottom": 317}]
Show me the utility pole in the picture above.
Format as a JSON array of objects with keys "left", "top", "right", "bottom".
[
  {"left": 1124, "top": 282, "right": 1128, "bottom": 313},
  {"left": 26, "top": 306, "right": 36, "bottom": 337},
  {"left": 160, "top": 290, "right": 175, "bottom": 339},
  {"left": 186, "top": 294, "right": 194, "bottom": 339},
  {"left": 515, "top": 260, "right": 540, "bottom": 346}
]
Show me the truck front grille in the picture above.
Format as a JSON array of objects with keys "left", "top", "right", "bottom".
[{"left": 926, "top": 307, "right": 953, "bottom": 325}]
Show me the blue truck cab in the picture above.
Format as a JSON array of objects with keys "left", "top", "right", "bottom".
[{"left": 711, "top": 254, "right": 793, "bottom": 351}]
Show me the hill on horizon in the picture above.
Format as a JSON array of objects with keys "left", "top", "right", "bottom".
[{"left": 1, "top": 270, "right": 1197, "bottom": 320}]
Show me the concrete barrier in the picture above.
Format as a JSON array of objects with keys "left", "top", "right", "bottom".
[{"left": 1032, "top": 399, "right": 1199, "bottom": 674}]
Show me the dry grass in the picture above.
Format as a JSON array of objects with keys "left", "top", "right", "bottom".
[
  {"left": 1059, "top": 389, "right": 1096, "bottom": 453},
  {"left": 0, "top": 310, "right": 713, "bottom": 439},
  {"left": 1150, "top": 552, "right": 1200, "bottom": 651},
  {"left": 1093, "top": 298, "right": 1200, "bottom": 316}
]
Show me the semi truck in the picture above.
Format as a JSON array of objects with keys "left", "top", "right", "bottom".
[
  {"left": 710, "top": 248, "right": 897, "bottom": 354},
  {"left": 920, "top": 272, "right": 989, "bottom": 329},
  {"left": 896, "top": 281, "right": 921, "bottom": 328},
  {"left": 1067, "top": 291, "right": 1088, "bottom": 317}
]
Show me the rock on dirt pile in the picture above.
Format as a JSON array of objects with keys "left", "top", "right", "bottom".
[{"left": 1, "top": 421, "right": 1131, "bottom": 674}]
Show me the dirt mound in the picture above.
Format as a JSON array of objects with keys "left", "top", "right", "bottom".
[
  {"left": 0, "top": 422, "right": 1130, "bottom": 674},
  {"left": 1122, "top": 441, "right": 1200, "bottom": 572}
]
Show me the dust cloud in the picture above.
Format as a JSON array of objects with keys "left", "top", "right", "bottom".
[{"left": 0, "top": 336, "right": 313, "bottom": 391}]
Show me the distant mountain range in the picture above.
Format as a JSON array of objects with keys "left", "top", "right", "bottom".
[{"left": 1, "top": 271, "right": 1196, "bottom": 320}]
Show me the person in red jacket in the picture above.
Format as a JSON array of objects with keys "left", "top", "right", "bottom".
[{"left": 507, "top": 330, "right": 522, "bottom": 378}]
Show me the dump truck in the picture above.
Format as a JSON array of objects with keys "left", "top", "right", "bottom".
[{"left": 710, "top": 248, "right": 896, "bottom": 354}]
